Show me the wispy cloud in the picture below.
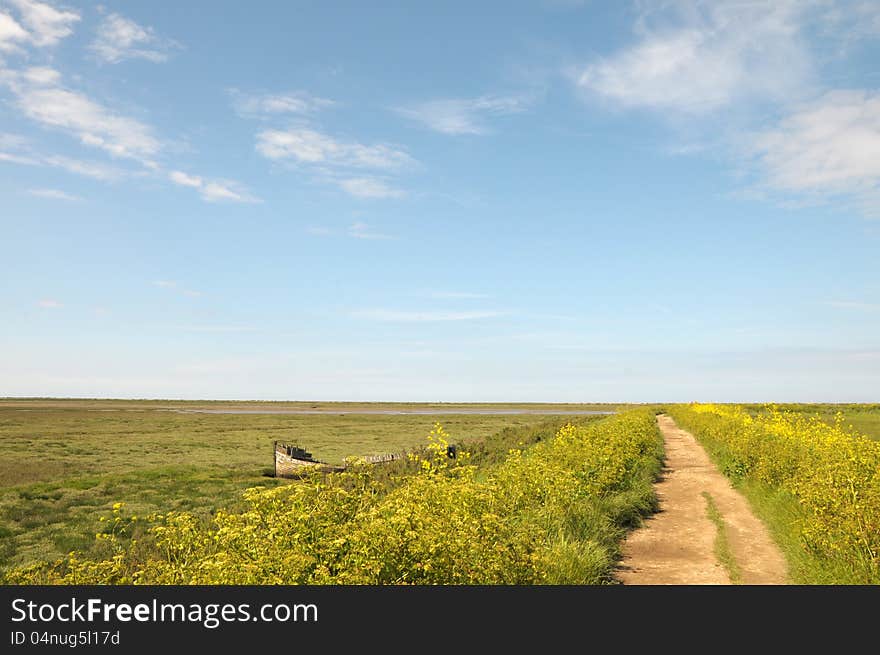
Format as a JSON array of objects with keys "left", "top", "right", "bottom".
[
  {"left": 167, "top": 170, "right": 201, "bottom": 188},
  {"left": 168, "top": 170, "right": 259, "bottom": 203},
  {"left": 306, "top": 222, "right": 394, "bottom": 239},
  {"left": 4, "top": 66, "right": 161, "bottom": 164},
  {"left": 337, "top": 177, "right": 403, "bottom": 199},
  {"left": 826, "top": 300, "right": 880, "bottom": 311},
  {"left": 0, "top": 10, "right": 29, "bottom": 52},
  {"left": 7, "top": 0, "right": 79, "bottom": 48},
  {"left": 572, "top": 2, "right": 880, "bottom": 217},
  {"left": 428, "top": 291, "right": 489, "bottom": 299},
  {"left": 200, "top": 181, "right": 255, "bottom": 203},
  {"left": 256, "top": 128, "right": 414, "bottom": 170},
  {"left": 19, "top": 64, "right": 59, "bottom": 84},
  {"left": 746, "top": 90, "right": 880, "bottom": 212},
  {"left": 48, "top": 154, "right": 126, "bottom": 180},
  {"left": 27, "top": 187, "right": 81, "bottom": 201},
  {"left": 352, "top": 309, "right": 503, "bottom": 322},
  {"left": 0, "top": 133, "right": 128, "bottom": 180},
  {"left": 256, "top": 126, "right": 414, "bottom": 199},
  {"left": 0, "top": 150, "right": 36, "bottom": 165},
  {"left": 236, "top": 83, "right": 415, "bottom": 200},
  {"left": 230, "top": 89, "right": 334, "bottom": 117},
  {"left": 0, "top": 132, "right": 28, "bottom": 150},
  {"left": 573, "top": 1, "right": 811, "bottom": 114},
  {"left": 152, "top": 280, "right": 202, "bottom": 298},
  {"left": 37, "top": 298, "right": 62, "bottom": 308},
  {"left": 89, "top": 12, "right": 179, "bottom": 64},
  {"left": 174, "top": 325, "right": 259, "bottom": 334},
  {"left": 815, "top": 1, "right": 880, "bottom": 49},
  {"left": 4, "top": 126, "right": 252, "bottom": 204},
  {"left": 395, "top": 95, "right": 529, "bottom": 135},
  {"left": 1, "top": 53, "right": 248, "bottom": 204},
  {"left": 347, "top": 221, "right": 392, "bottom": 239}
]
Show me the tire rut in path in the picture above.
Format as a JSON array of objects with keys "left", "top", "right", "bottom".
[{"left": 616, "top": 414, "right": 788, "bottom": 585}]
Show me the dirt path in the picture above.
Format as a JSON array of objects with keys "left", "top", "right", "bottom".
[{"left": 617, "top": 414, "right": 788, "bottom": 585}]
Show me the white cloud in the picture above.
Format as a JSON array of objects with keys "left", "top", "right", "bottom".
[
  {"left": 571, "top": 1, "right": 880, "bottom": 217},
  {"left": 174, "top": 325, "right": 258, "bottom": 334},
  {"left": 748, "top": 90, "right": 880, "bottom": 206},
  {"left": 6, "top": 67, "right": 161, "bottom": 163},
  {"left": 153, "top": 279, "right": 202, "bottom": 298},
  {"left": 20, "top": 64, "right": 59, "bottom": 84},
  {"left": 0, "top": 150, "right": 35, "bottom": 165},
  {"left": 168, "top": 169, "right": 259, "bottom": 203},
  {"left": 2, "top": 134, "right": 250, "bottom": 205},
  {"left": 256, "top": 127, "right": 414, "bottom": 199},
  {"left": 241, "top": 88, "right": 413, "bottom": 200},
  {"left": 90, "top": 12, "right": 177, "bottom": 64},
  {"left": 231, "top": 89, "right": 334, "bottom": 117},
  {"left": 43, "top": 154, "right": 124, "bottom": 180},
  {"left": 0, "top": 134, "right": 128, "bottom": 180},
  {"left": 168, "top": 170, "right": 201, "bottom": 188},
  {"left": 826, "top": 300, "right": 880, "bottom": 311},
  {"left": 27, "top": 187, "right": 81, "bottom": 200},
  {"left": 0, "top": 10, "right": 29, "bottom": 51},
  {"left": 574, "top": 1, "right": 811, "bottom": 114},
  {"left": 396, "top": 95, "right": 528, "bottom": 135},
  {"left": 200, "top": 181, "right": 253, "bottom": 203},
  {"left": 305, "top": 223, "right": 394, "bottom": 239},
  {"left": 353, "top": 309, "right": 503, "bottom": 322},
  {"left": 347, "top": 221, "right": 392, "bottom": 239},
  {"left": 338, "top": 177, "right": 403, "bottom": 199},
  {"left": 37, "top": 298, "right": 62, "bottom": 308},
  {"left": 0, "top": 36, "right": 249, "bottom": 205},
  {"left": 816, "top": 1, "right": 880, "bottom": 47},
  {"left": 256, "top": 128, "right": 414, "bottom": 169},
  {"left": 7, "top": 0, "right": 79, "bottom": 47},
  {"left": 429, "top": 291, "right": 489, "bottom": 299},
  {"left": 0, "top": 132, "right": 28, "bottom": 149}
]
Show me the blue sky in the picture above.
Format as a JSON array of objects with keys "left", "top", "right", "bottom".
[{"left": 1, "top": 1, "right": 879, "bottom": 402}]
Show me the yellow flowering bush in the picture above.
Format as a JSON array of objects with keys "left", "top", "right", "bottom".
[
  {"left": 5, "top": 412, "right": 662, "bottom": 585},
  {"left": 668, "top": 404, "right": 880, "bottom": 583}
]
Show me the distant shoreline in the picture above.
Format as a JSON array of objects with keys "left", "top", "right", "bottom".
[
  {"left": 0, "top": 398, "right": 629, "bottom": 413},
  {"left": 163, "top": 408, "right": 617, "bottom": 415}
]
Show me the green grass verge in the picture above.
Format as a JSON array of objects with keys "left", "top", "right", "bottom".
[
  {"left": 729, "top": 480, "right": 859, "bottom": 585},
  {"left": 701, "top": 491, "right": 742, "bottom": 584}
]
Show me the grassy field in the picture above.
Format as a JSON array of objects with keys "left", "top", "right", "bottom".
[
  {"left": 6, "top": 410, "right": 662, "bottom": 585},
  {"left": 742, "top": 404, "right": 880, "bottom": 440},
  {"left": 4, "top": 399, "right": 876, "bottom": 580},
  {"left": 1, "top": 398, "right": 624, "bottom": 413},
  {"left": 0, "top": 400, "right": 612, "bottom": 570},
  {"left": 795, "top": 405, "right": 880, "bottom": 441}
]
